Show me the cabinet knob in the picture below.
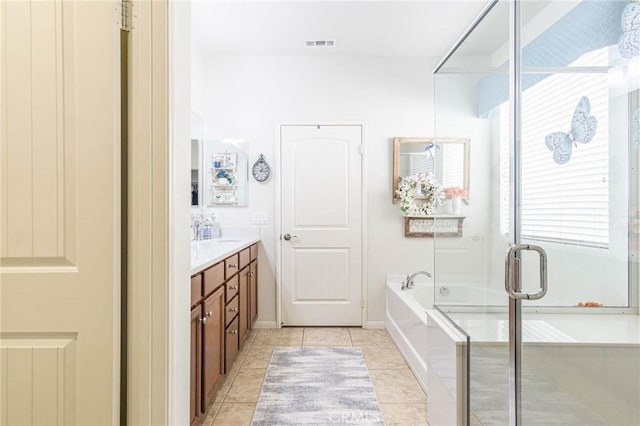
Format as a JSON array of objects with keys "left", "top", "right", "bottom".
[
  {"left": 247, "top": 271, "right": 254, "bottom": 277},
  {"left": 229, "top": 307, "right": 238, "bottom": 313},
  {"left": 229, "top": 285, "right": 238, "bottom": 290},
  {"left": 207, "top": 311, "right": 213, "bottom": 318},
  {"left": 200, "top": 317, "right": 208, "bottom": 325},
  {"left": 231, "top": 330, "right": 238, "bottom": 335},
  {"left": 228, "top": 264, "right": 237, "bottom": 269}
]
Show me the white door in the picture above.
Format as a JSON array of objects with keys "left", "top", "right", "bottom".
[
  {"left": 280, "top": 125, "right": 363, "bottom": 326},
  {"left": 1, "top": 1, "right": 120, "bottom": 424}
]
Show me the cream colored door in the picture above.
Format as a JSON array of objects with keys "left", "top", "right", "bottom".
[
  {"left": 1, "top": 1, "right": 120, "bottom": 424},
  {"left": 280, "top": 125, "right": 363, "bottom": 326}
]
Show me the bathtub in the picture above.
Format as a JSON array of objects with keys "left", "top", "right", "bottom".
[
  {"left": 386, "top": 274, "right": 640, "bottom": 426},
  {"left": 385, "top": 275, "right": 469, "bottom": 426}
]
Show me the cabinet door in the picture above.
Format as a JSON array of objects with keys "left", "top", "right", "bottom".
[
  {"left": 238, "top": 265, "right": 249, "bottom": 344},
  {"left": 203, "top": 262, "right": 224, "bottom": 297},
  {"left": 239, "top": 247, "right": 251, "bottom": 270},
  {"left": 202, "top": 287, "right": 224, "bottom": 410},
  {"left": 225, "top": 253, "right": 240, "bottom": 279},
  {"left": 250, "top": 260, "right": 258, "bottom": 326},
  {"left": 191, "top": 274, "right": 202, "bottom": 308},
  {"left": 190, "top": 306, "right": 202, "bottom": 426},
  {"left": 225, "top": 317, "right": 240, "bottom": 373}
]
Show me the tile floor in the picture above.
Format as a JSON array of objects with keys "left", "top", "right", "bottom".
[{"left": 202, "top": 327, "right": 429, "bottom": 426}]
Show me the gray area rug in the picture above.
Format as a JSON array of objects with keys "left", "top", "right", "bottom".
[{"left": 252, "top": 347, "right": 384, "bottom": 425}]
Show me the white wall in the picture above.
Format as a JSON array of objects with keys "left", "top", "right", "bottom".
[
  {"left": 432, "top": 73, "right": 493, "bottom": 294},
  {"left": 201, "top": 55, "right": 439, "bottom": 324}
]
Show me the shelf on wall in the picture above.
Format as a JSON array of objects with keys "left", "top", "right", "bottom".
[{"left": 404, "top": 215, "right": 465, "bottom": 238}]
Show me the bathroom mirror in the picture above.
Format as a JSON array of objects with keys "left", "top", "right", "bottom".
[
  {"left": 191, "top": 139, "right": 201, "bottom": 207},
  {"left": 202, "top": 139, "right": 248, "bottom": 207},
  {"left": 393, "top": 137, "right": 470, "bottom": 203}
]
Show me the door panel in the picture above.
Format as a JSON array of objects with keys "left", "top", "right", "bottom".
[
  {"left": 238, "top": 266, "right": 249, "bottom": 343},
  {"left": 516, "top": 2, "right": 640, "bottom": 425},
  {"left": 1, "top": 0, "right": 120, "bottom": 424},
  {"left": 292, "top": 139, "right": 351, "bottom": 227},
  {"left": 293, "top": 248, "right": 349, "bottom": 301},
  {"left": 281, "top": 125, "right": 362, "bottom": 326},
  {"left": 202, "top": 287, "right": 224, "bottom": 410},
  {"left": 250, "top": 260, "right": 258, "bottom": 325},
  {"left": 190, "top": 306, "right": 202, "bottom": 426}
]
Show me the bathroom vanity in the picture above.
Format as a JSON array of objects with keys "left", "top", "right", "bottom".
[{"left": 189, "top": 239, "right": 259, "bottom": 426}]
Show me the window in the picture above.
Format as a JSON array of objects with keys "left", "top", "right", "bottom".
[{"left": 499, "top": 49, "right": 609, "bottom": 247}]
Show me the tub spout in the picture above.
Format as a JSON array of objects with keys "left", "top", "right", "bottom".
[{"left": 402, "top": 270, "right": 432, "bottom": 290}]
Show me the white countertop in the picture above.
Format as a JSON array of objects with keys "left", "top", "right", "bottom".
[{"left": 190, "top": 228, "right": 260, "bottom": 275}]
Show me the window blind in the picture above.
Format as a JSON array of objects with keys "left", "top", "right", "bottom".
[{"left": 499, "top": 49, "right": 609, "bottom": 247}]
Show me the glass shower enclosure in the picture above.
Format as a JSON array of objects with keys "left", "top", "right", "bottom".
[{"left": 431, "top": 0, "right": 640, "bottom": 424}]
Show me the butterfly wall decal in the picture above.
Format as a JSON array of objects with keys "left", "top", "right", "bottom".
[
  {"left": 545, "top": 96, "right": 598, "bottom": 165},
  {"left": 618, "top": 1, "right": 640, "bottom": 59},
  {"left": 423, "top": 142, "right": 440, "bottom": 160}
]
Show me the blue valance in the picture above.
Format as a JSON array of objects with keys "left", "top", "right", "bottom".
[{"left": 476, "top": 0, "right": 629, "bottom": 118}]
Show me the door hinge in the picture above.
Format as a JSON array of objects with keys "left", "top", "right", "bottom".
[
  {"left": 358, "top": 145, "right": 364, "bottom": 155},
  {"left": 360, "top": 298, "right": 364, "bottom": 309},
  {"left": 120, "top": 0, "right": 133, "bottom": 32}
]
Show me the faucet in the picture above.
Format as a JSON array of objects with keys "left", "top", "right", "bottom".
[{"left": 402, "top": 271, "right": 432, "bottom": 290}]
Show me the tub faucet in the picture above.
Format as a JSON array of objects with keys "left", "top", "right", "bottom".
[{"left": 402, "top": 271, "right": 432, "bottom": 290}]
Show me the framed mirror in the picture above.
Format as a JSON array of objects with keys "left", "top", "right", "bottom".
[
  {"left": 393, "top": 137, "right": 470, "bottom": 203},
  {"left": 202, "top": 139, "right": 248, "bottom": 206}
]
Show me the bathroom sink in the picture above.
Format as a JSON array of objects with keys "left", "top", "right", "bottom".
[{"left": 215, "top": 239, "right": 240, "bottom": 243}]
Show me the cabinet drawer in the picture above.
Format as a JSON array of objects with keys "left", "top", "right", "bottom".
[
  {"left": 250, "top": 243, "right": 258, "bottom": 261},
  {"left": 239, "top": 247, "right": 251, "bottom": 270},
  {"left": 225, "top": 275, "right": 239, "bottom": 304},
  {"left": 225, "top": 317, "right": 239, "bottom": 373},
  {"left": 225, "top": 295, "right": 239, "bottom": 327},
  {"left": 190, "top": 274, "right": 202, "bottom": 307},
  {"left": 203, "top": 262, "right": 225, "bottom": 297},
  {"left": 225, "top": 254, "right": 240, "bottom": 278}
]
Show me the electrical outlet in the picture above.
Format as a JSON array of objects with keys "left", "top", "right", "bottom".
[{"left": 252, "top": 212, "right": 269, "bottom": 225}]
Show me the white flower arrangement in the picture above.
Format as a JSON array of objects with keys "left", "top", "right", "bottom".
[{"left": 396, "top": 172, "right": 445, "bottom": 216}]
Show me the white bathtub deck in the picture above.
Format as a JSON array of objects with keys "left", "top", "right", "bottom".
[{"left": 444, "top": 311, "right": 640, "bottom": 345}]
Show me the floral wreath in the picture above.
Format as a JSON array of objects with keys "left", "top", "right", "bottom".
[{"left": 396, "top": 172, "right": 445, "bottom": 216}]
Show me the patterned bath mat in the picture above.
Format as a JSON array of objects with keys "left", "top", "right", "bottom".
[{"left": 252, "top": 347, "right": 384, "bottom": 425}]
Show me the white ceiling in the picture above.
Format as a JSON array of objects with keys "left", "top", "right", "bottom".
[{"left": 191, "top": 1, "right": 495, "bottom": 58}]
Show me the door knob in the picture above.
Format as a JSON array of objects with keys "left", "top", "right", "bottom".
[{"left": 283, "top": 233, "right": 297, "bottom": 241}]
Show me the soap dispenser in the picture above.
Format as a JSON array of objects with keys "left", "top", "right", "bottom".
[{"left": 210, "top": 212, "right": 221, "bottom": 239}]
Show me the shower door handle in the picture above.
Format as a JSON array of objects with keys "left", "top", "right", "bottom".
[{"left": 504, "top": 244, "right": 548, "bottom": 300}]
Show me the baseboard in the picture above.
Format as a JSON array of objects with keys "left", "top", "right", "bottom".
[
  {"left": 253, "top": 321, "right": 278, "bottom": 329},
  {"left": 364, "top": 321, "right": 385, "bottom": 329}
]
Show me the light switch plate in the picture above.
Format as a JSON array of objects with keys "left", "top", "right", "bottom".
[{"left": 252, "top": 212, "right": 269, "bottom": 225}]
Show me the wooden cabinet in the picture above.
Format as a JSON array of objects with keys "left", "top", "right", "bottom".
[
  {"left": 239, "top": 247, "right": 250, "bottom": 269},
  {"left": 249, "top": 260, "right": 258, "bottom": 326},
  {"left": 190, "top": 305, "right": 202, "bottom": 426},
  {"left": 225, "top": 316, "right": 240, "bottom": 372},
  {"left": 239, "top": 266, "right": 250, "bottom": 344},
  {"left": 203, "top": 262, "right": 224, "bottom": 296},
  {"left": 191, "top": 242, "right": 260, "bottom": 424},
  {"left": 225, "top": 253, "right": 239, "bottom": 279},
  {"left": 191, "top": 274, "right": 202, "bottom": 308},
  {"left": 225, "top": 295, "right": 239, "bottom": 327},
  {"left": 202, "top": 287, "right": 224, "bottom": 409},
  {"left": 225, "top": 275, "right": 239, "bottom": 303}
]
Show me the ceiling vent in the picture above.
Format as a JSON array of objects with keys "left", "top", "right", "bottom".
[{"left": 305, "top": 40, "right": 336, "bottom": 48}]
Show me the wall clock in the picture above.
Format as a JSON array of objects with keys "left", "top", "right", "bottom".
[{"left": 252, "top": 154, "right": 271, "bottom": 182}]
